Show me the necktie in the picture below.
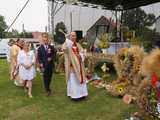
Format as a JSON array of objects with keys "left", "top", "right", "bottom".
[{"left": 45, "top": 45, "right": 48, "bottom": 50}]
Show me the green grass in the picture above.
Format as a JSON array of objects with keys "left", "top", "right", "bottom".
[{"left": 0, "top": 59, "right": 137, "bottom": 120}]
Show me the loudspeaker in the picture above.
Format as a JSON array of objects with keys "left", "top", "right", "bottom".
[{"left": 75, "top": 30, "right": 83, "bottom": 40}]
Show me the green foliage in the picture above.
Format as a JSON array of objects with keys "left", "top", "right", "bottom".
[
  {"left": 122, "top": 8, "right": 155, "bottom": 31},
  {"left": 19, "top": 31, "right": 33, "bottom": 38},
  {"left": 0, "top": 59, "right": 138, "bottom": 120},
  {"left": 55, "top": 21, "right": 67, "bottom": 34},
  {"left": 4, "top": 30, "right": 33, "bottom": 38},
  {"left": 137, "top": 28, "right": 155, "bottom": 52},
  {"left": 54, "top": 22, "right": 68, "bottom": 44},
  {"left": 129, "top": 36, "right": 141, "bottom": 46},
  {"left": 0, "top": 15, "right": 7, "bottom": 38},
  {"left": 0, "top": 15, "right": 33, "bottom": 39},
  {"left": 122, "top": 8, "right": 156, "bottom": 52},
  {"left": 81, "top": 42, "right": 88, "bottom": 49},
  {"left": 97, "top": 34, "right": 110, "bottom": 49}
]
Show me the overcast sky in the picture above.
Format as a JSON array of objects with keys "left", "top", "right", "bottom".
[
  {"left": 0, "top": 0, "right": 160, "bottom": 33},
  {"left": 0, "top": 0, "right": 48, "bottom": 32}
]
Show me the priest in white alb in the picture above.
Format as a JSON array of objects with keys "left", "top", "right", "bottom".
[{"left": 62, "top": 31, "right": 88, "bottom": 101}]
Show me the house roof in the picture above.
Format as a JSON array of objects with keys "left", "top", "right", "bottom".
[
  {"left": 87, "top": 16, "right": 116, "bottom": 33},
  {"left": 79, "top": 0, "right": 160, "bottom": 10}
]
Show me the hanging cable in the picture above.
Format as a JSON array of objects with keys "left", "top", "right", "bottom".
[{"left": 6, "top": 0, "right": 31, "bottom": 32}]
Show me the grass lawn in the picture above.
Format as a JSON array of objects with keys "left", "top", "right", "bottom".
[{"left": 0, "top": 59, "right": 138, "bottom": 120}]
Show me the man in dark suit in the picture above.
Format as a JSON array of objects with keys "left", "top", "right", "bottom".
[{"left": 37, "top": 33, "right": 55, "bottom": 96}]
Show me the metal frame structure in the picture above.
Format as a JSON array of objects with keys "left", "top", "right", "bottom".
[
  {"left": 47, "top": 0, "right": 108, "bottom": 36},
  {"left": 79, "top": 0, "right": 160, "bottom": 10},
  {"left": 47, "top": 0, "right": 66, "bottom": 35},
  {"left": 47, "top": 0, "right": 159, "bottom": 47}
]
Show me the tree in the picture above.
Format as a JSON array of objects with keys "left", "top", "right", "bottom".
[
  {"left": 54, "top": 22, "right": 68, "bottom": 44},
  {"left": 122, "top": 8, "right": 156, "bottom": 51},
  {"left": 4, "top": 29, "right": 33, "bottom": 38},
  {"left": 19, "top": 31, "right": 33, "bottom": 38},
  {"left": 5, "top": 29, "right": 19, "bottom": 38},
  {"left": 11, "top": 29, "right": 19, "bottom": 37},
  {"left": 122, "top": 8, "right": 156, "bottom": 34},
  {"left": 0, "top": 15, "right": 7, "bottom": 38}
]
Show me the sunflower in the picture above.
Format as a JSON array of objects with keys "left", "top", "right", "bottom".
[{"left": 116, "top": 85, "right": 125, "bottom": 95}]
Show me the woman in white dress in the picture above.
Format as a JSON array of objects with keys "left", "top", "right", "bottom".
[{"left": 17, "top": 42, "right": 36, "bottom": 98}]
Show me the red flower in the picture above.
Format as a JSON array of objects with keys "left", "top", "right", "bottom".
[{"left": 151, "top": 72, "right": 158, "bottom": 88}]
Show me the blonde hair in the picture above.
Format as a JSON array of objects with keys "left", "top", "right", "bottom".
[
  {"left": 41, "top": 32, "right": 49, "bottom": 37},
  {"left": 23, "top": 41, "right": 30, "bottom": 49}
]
